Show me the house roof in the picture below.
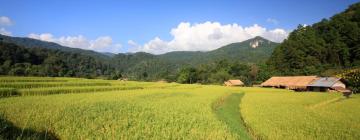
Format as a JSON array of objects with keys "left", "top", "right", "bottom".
[
  {"left": 225, "top": 80, "right": 244, "bottom": 86},
  {"left": 308, "top": 77, "right": 341, "bottom": 87},
  {"left": 261, "top": 76, "right": 318, "bottom": 89}
]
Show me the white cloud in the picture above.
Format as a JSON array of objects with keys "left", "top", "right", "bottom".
[
  {"left": 267, "top": 18, "right": 279, "bottom": 25},
  {"left": 0, "top": 16, "right": 12, "bottom": 26},
  {"left": 28, "top": 33, "right": 122, "bottom": 53},
  {"left": 130, "top": 21, "right": 289, "bottom": 54},
  {"left": 0, "top": 28, "right": 12, "bottom": 36},
  {"left": 90, "top": 36, "right": 112, "bottom": 49}
]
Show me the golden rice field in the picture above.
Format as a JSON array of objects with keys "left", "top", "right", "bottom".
[{"left": 0, "top": 76, "right": 359, "bottom": 140}]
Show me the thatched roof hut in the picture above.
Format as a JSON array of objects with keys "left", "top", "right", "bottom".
[
  {"left": 261, "top": 76, "right": 317, "bottom": 90},
  {"left": 224, "top": 80, "right": 244, "bottom": 86}
]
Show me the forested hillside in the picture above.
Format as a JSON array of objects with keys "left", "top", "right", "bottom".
[
  {"left": 268, "top": 2, "right": 360, "bottom": 75},
  {"left": 0, "top": 34, "right": 111, "bottom": 60},
  {"left": 0, "top": 34, "right": 277, "bottom": 84},
  {"left": 0, "top": 41, "right": 113, "bottom": 78},
  {"left": 112, "top": 36, "right": 278, "bottom": 82}
]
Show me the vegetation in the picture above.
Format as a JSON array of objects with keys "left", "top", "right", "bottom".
[
  {"left": 175, "top": 60, "right": 269, "bottom": 85},
  {"left": 213, "top": 93, "right": 251, "bottom": 140},
  {"left": 0, "top": 77, "right": 358, "bottom": 139},
  {"left": 0, "top": 34, "right": 277, "bottom": 84},
  {"left": 1, "top": 2, "right": 359, "bottom": 140},
  {"left": 0, "top": 77, "right": 243, "bottom": 139},
  {"left": 268, "top": 3, "right": 360, "bottom": 76},
  {"left": 240, "top": 87, "right": 360, "bottom": 139},
  {"left": 337, "top": 68, "right": 360, "bottom": 93},
  {"left": 1, "top": 3, "right": 360, "bottom": 92},
  {"left": 0, "top": 41, "right": 113, "bottom": 78}
]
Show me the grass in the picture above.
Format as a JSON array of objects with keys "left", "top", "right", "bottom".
[
  {"left": 0, "top": 88, "right": 18, "bottom": 98},
  {"left": 213, "top": 93, "right": 252, "bottom": 140},
  {"left": 240, "top": 87, "right": 360, "bottom": 140},
  {"left": 0, "top": 82, "right": 111, "bottom": 89},
  {"left": 0, "top": 87, "right": 241, "bottom": 139},
  {"left": 0, "top": 77, "right": 359, "bottom": 139}
]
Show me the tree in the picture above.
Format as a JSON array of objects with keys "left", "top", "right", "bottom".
[{"left": 177, "top": 67, "right": 198, "bottom": 84}]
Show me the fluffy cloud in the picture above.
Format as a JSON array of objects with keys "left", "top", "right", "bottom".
[
  {"left": 0, "top": 16, "right": 12, "bottom": 26},
  {"left": 0, "top": 16, "right": 13, "bottom": 36},
  {"left": 90, "top": 36, "right": 113, "bottom": 49},
  {"left": 0, "top": 28, "right": 12, "bottom": 36},
  {"left": 130, "top": 21, "right": 289, "bottom": 54},
  {"left": 28, "top": 33, "right": 122, "bottom": 53}
]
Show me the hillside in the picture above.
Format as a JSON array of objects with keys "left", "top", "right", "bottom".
[
  {"left": 268, "top": 2, "right": 360, "bottom": 75},
  {"left": 0, "top": 41, "right": 113, "bottom": 77},
  {"left": 0, "top": 34, "right": 111, "bottom": 60},
  {"left": 157, "top": 36, "right": 278, "bottom": 65},
  {"left": 207, "top": 36, "right": 278, "bottom": 63},
  {"left": 0, "top": 34, "right": 278, "bottom": 82},
  {"left": 111, "top": 37, "right": 279, "bottom": 81}
]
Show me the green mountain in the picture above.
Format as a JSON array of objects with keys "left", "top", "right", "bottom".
[
  {"left": 0, "top": 34, "right": 111, "bottom": 60},
  {"left": 110, "top": 36, "right": 279, "bottom": 80},
  {"left": 0, "top": 33, "right": 279, "bottom": 81},
  {"left": 268, "top": 2, "right": 360, "bottom": 75},
  {"left": 0, "top": 41, "right": 113, "bottom": 77},
  {"left": 206, "top": 36, "right": 279, "bottom": 63}
]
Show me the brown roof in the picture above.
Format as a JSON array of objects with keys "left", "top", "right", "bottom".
[
  {"left": 224, "top": 80, "right": 244, "bottom": 86},
  {"left": 261, "top": 76, "right": 318, "bottom": 89}
]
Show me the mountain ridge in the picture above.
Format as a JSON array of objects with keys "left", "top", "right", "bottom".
[{"left": 0, "top": 34, "right": 280, "bottom": 80}]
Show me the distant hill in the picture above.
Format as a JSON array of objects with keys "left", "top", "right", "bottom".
[
  {"left": 110, "top": 36, "right": 279, "bottom": 79},
  {"left": 0, "top": 34, "right": 111, "bottom": 60},
  {"left": 206, "top": 36, "right": 279, "bottom": 63},
  {"left": 0, "top": 33, "right": 279, "bottom": 80}
]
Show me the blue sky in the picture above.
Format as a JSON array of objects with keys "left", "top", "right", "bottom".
[{"left": 0, "top": 0, "right": 358, "bottom": 54}]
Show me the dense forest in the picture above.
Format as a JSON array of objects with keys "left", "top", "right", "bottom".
[
  {"left": 0, "top": 41, "right": 114, "bottom": 78},
  {"left": 268, "top": 2, "right": 360, "bottom": 75}
]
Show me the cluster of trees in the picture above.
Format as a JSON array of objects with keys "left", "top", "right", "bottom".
[
  {"left": 268, "top": 3, "right": 360, "bottom": 75},
  {"left": 0, "top": 41, "right": 113, "bottom": 78},
  {"left": 174, "top": 60, "right": 273, "bottom": 85},
  {"left": 337, "top": 68, "right": 360, "bottom": 93}
]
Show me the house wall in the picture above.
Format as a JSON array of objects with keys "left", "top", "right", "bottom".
[
  {"left": 332, "top": 81, "right": 346, "bottom": 88},
  {"left": 308, "top": 87, "right": 329, "bottom": 92}
]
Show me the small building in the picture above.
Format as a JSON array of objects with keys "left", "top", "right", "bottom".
[
  {"left": 261, "top": 76, "right": 318, "bottom": 91},
  {"left": 224, "top": 80, "right": 244, "bottom": 86},
  {"left": 307, "top": 77, "right": 351, "bottom": 93}
]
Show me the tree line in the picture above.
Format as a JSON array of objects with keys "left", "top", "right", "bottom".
[{"left": 0, "top": 41, "right": 114, "bottom": 78}]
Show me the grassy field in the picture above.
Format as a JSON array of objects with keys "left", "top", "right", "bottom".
[
  {"left": 240, "top": 88, "right": 360, "bottom": 140},
  {"left": 0, "top": 77, "right": 359, "bottom": 139}
]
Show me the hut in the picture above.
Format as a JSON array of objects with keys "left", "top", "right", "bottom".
[
  {"left": 224, "top": 80, "right": 244, "bottom": 86},
  {"left": 307, "top": 77, "right": 351, "bottom": 93},
  {"left": 261, "top": 76, "right": 318, "bottom": 91}
]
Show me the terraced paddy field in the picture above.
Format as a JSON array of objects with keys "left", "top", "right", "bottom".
[{"left": 0, "top": 77, "right": 359, "bottom": 139}]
